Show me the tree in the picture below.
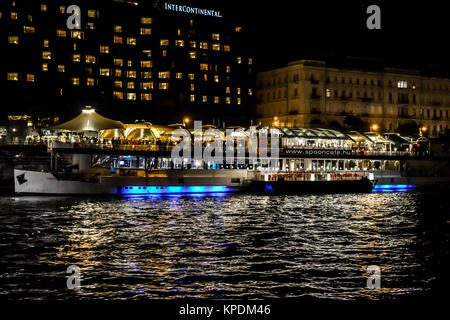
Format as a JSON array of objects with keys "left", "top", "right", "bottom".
[
  {"left": 396, "top": 121, "right": 420, "bottom": 137},
  {"left": 343, "top": 115, "right": 368, "bottom": 132}
]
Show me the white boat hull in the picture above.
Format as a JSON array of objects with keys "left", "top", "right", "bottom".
[{"left": 13, "top": 169, "right": 250, "bottom": 195}]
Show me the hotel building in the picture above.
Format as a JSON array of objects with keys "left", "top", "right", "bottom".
[
  {"left": 256, "top": 59, "right": 450, "bottom": 137},
  {"left": 0, "top": 0, "right": 254, "bottom": 125}
]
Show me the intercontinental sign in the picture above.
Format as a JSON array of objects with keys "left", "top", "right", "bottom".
[{"left": 164, "top": 2, "right": 223, "bottom": 18}]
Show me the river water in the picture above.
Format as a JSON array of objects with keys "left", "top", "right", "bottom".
[{"left": 1, "top": 190, "right": 449, "bottom": 300}]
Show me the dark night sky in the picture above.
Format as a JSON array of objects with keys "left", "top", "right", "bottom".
[{"left": 207, "top": 0, "right": 450, "bottom": 74}]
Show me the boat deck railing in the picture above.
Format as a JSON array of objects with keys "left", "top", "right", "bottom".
[{"left": 254, "top": 171, "right": 372, "bottom": 182}]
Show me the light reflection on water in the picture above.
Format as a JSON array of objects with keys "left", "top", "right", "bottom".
[{"left": 1, "top": 190, "right": 449, "bottom": 300}]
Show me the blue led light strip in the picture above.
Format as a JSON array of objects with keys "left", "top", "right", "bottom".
[
  {"left": 119, "top": 186, "right": 233, "bottom": 195},
  {"left": 372, "top": 184, "right": 416, "bottom": 192}
]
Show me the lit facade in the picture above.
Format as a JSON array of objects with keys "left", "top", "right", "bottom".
[
  {"left": 256, "top": 60, "right": 450, "bottom": 137},
  {"left": 0, "top": 0, "right": 254, "bottom": 125}
]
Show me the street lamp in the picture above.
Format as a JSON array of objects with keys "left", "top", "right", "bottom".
[
  {"left": 183, "top": 117, "right": 190, "bottom": 127},
  {"left": 419, "top": 126, "right": 427, "bottom": 136},
  {"left": 371, "top": 124, "right": 378, "bottom": 132},
  {"left": 273, "top": 116, "right": 279, "bottom": 127}
]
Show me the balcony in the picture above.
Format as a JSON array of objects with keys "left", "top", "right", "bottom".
[{"left": 311, "top": 108, "right": 321, "bottom": 114}]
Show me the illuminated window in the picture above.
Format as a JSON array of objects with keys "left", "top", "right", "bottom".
[
  {"left": 11, "top": 12, "right": 18, "bottom": 20},
  {"left": 127, "top": 92, "right": 137, "bottom": 100},
  {"left": 99, "top": 68, "right": 110, "bottom": 76},
  {"left": 226, "top": 87, "right": 231, "bottom": 94},
  {"left": 158, "top": 71, "right": 170, "bottom": 79},
  {"left": 162, "top": 50, "right": 167, "bottom": 57},
  {"left": 114, "top": 35, "right": 123, "bottom": 44},
  {"left": 57, "top": 29, "right": 67, "bottom": 37},
  {"left": 237, "top": 57, "right": 242, "bottom": 64},
  {"left": 159, "top": 83, "right": 169, "bottom": 90},
  {"left": 113, "top": 91, "right": 124, "bottom": 99},
  {"left": 7, "top": 73, "right": 19, "bottom": 81},
  {"left": 127, "top": 70, "right": 136, "bottom": 78},
  {"left": 203, "top": 74, "right": 208, "bottom": 81},
  {"left": 188, "top": 74, "right": 195, "bottom": 80},
  {"left": 199, "top": 42, "right": 208, "bottom": 50},
  {"left": 127, "top": 81, "right": 134, "bottom": 89},
  {"left": 202, "top": 96, "right": 207, "bottom": 103},
  {"left": 57, "top": 65, "right": 65, "bottom": 72},
  {"left": 190, "top": 83, "right": 195, "bottom": 91},
  {"left": 42, "top": 51, "right": 52, "bottom": 59},
  {"left": 114, "top": 58, "right": 123, "bottom": 66},
  {"left": 237, "top": 88, "right": 241, "bottom": 95},
  {"left": 141, "top": 93, "right": 152, "bottom": 101},
  {"left": 326, "top": 88, "right": 331, "bottom": 98},
  {"left": 141, "top": 71, "right": 152, "bottom": 79},
  {"left": 200, "top": 63, "right": 209, "bottom": 71},
  {"left": 127, "top": 37, "right": 137, "bottom": 45},
  {"left": 8, "top": 36, "right": 19, "bottom": 44},
  {"left": 235, "top": 26, "right": 242, "bottom": 32},
  {"left": 141, "top": 17, "right": 152, "bottom": 24},
  {"left": 248, "top": 58, "right": 253, "bottom": 65},
  {"left": 43, "top": 39, "right": 49, "bottom": 47},
  {"left": 114, "top": 25, "right": 122, "bottom": 33},
  {"left": 127, "top": 60, "right": 133, "bottom": 67},
  {"left": 212, "top": 33, "right": 220, "bottom": 41},
  {"left": 248, "top": 88, "right": 253, "bottom": 96},
  {"left": 26, "top": 74, "right": 34, "bottom": 82},
  {"left": 189, "top": 51, "right": 197, "bottom": 59},
  {"left": 177, "top": 28, "right": 182, "bottom": 36},
  {"left": 175, "top": 40, "right": 185, "bottom": 47},
  {"left": 88, "top": 10, "right": 97, "bottom": 18},
  {"left": 226, "top": 97, "right": 231, "bottom": 104},
  {"left": 58, "top": 88, "right": 63, "bottom": 96},
  {"left": 86, "top": 78, "right": 95, "bottom": 86},
  {"left": 72, "top": 54, "right": 81, "bottom": 62},
  {"left": 190, "top": 94, "right": 195, "bottom": 102},
  {"left": 223, "top": 45, "right": 231, "bottom": 52},
  {"left": 72, "top": 78, "right": 80, "bottom": 86},
  {"left": 237, "top": 98, "right": 242, "bottom": 105},
  {"left": 226, "top": 66, "right": 231, "bottom": 73},
  {"left": 42, "top": 63, "right": 48, "bottom": 71},
  {"left": 140, "top": 27, "right": 151, "bottom": 35},
  {"left": 27, "top": 14, "right": 32, "bottom": 22},
  {"left": 140, "top": 60, "right": 152, "bottom": 68},
  {"left": 212, "top": 43, "right": 221, "bottom": 51},
  {"left": 0, "top": 12, "right": 2, "bottom": 19},
  {"left": 59, "top": 6, "right": 66, "bottom": 14},
  {"left": 214, "top": 96, "right": 219, "bottom": 104},
  {"left": 189, "top": 41, "right": 196, "bottom": 48},
  {"left": 397, "top": 81, "right": 408, "bottom": 89},
  {"left": 214, "top": 75, "right": 219, "bottom": 83},
  {"left": 100, "top": 45, "right": 109, "bottom": 54},
  {"left": 71, "top": 31, "right": 83, "bottom": 39},
  {"left": 114, "top": 81, "right": 123, "bottom": 88},
  {"left": 85, "top": 55, "right": 96, "bottom": 64},
  {"left": 160, "top": 39, "right": 169, "bottom": 46},
  {"left": 41, "top": 4, "right": 47, "bottom": 12},
  {"left": 23, "top": 26, "right": 35, "bottom": 33},
  {"left": 73, "top": 43, "right": 77, "bottom": 51},
  {"left": 176, "top": 72, "right": 183, "bottom": 79},
  {"left": 143, "top": 50, "right": 152, "bottom": 57},
  {"left": 141, "top": 82, "right": 153, "bottom": 90},
  {"left": 115, "top": 69, "right": 122, "bottom": 77}
]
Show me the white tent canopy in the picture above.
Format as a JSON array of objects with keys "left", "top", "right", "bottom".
[{"left": 52, "top": 106, "right": 124, "bottom": 132}]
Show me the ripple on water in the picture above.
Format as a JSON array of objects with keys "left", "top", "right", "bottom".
[{"left": 0, "top": 190, "right": 449, "bottom": 300}]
